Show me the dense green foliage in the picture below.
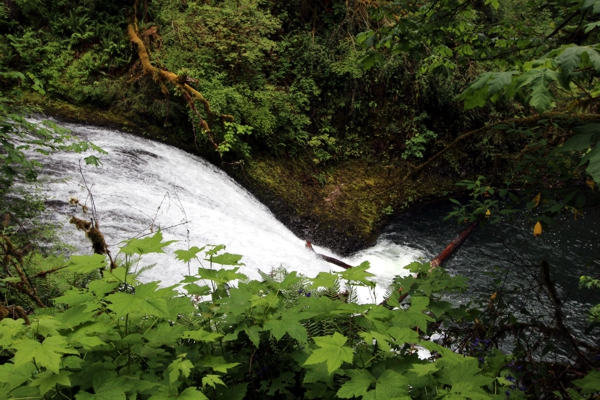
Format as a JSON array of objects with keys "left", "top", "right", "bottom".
[
  {"left": 1, "top": 0, "right": 490, "bottom": 164},
  {"left": 3, "top": 233, "right": 598, "bottom": 399}
]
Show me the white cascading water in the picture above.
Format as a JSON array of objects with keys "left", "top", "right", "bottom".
[{"left": 30, "top": 119, "right": 426, "bottom": 303}]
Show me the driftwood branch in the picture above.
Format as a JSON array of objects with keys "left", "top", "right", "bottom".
[
  {"left": 379, "top": 221, "right": 478, "bottom": 306},
  {"left": 305, "top": 240, "right": 353, "bottom": 269},
  {"left": 0, "top": 303, "right": 30, "bottom": 324},
  {"left": 430, "top": 221, "right": 478, "bottom": 268},
  {"left": 305, "top": 221, "right": 478, "bottom": 276}
]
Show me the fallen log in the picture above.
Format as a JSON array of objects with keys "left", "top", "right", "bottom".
[
  {"left": 305, "top": 221, "right": 478, "bottom": 306},
  {"left": 306, "top": 221, "right": 478, "bottom": 273},
  {"left": 305, "top": 240, "right": 353, "bottom": 270},
  {"left": 429, "top": 221, "right": 478, "bottom": 269},
  {"left": 383, "top": 221, "right": 479, "bottom": 305}
]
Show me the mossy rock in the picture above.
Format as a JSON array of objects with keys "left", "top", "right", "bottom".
[{"left": 233, "top": 156, "right": 459, "bottom": 255}]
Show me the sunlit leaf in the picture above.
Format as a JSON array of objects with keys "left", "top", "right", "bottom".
[
  {"left": 120, "top": 231, "right": 177, "bottom": 256},
  {"left": 65, "top": 254, "right": 106, "bottom": 274},
  {"left": 30, "top": 370, "right": 72, "bottom": 396},
  {"left": 13, "top": 337, "right": 78, "bottom": 374},
  {"left": 303, "top": 332, "right": 353, "bottom": 374},
  {"left": 175, "top": 246, "right": 205, "bottom": 262},
  {"left": 337, "top": 369, "right": 375, "bottom": 398}
]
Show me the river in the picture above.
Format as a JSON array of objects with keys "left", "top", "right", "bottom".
[{"left": 28, "top": 119, "right": 600, "bottom": 340}]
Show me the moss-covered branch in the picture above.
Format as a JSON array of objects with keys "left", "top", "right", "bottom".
[{"left": 126, "top": 10, "right": 233, "bottom": 152}]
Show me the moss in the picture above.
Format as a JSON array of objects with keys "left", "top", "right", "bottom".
[{"left": 235, "top": 155, "right": 461, "bottom": 255}]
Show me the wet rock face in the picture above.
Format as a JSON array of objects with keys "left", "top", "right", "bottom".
[
  {"left": 268, "top": 198, "right": 375, "bottom": 256},
  {"left": 230, "top": 170, "right": 377, "bottom": 256}
]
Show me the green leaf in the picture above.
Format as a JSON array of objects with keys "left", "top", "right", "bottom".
[
  {"left": 393, "top": 296, "right": 433, "bottom": 331},
  {"left": 437, "top": 358, "right": 493, "bottom": 388},
  {"left": 484, "top": 0, "right": 499, "bottom": 9},
  {"left": 69, "top": 334, "right": 107, "bottom": 350},
  {"left": 217, "top": 286, "right": 253, "bottom": 315},
  {"left": 13, "top": 336, "right": 78, "bottom": 374},
  {"left": 87, "top": 280, "right": 120, "bottom": 298},
  {"left": 357, "top": 31, "right": 374, "bottom": 46},
  {"left": 5, "top": 385, "right": 40, "bottom": 399},
  {"left": 584, "top": 0, "right": 600, "bottom": 14},
  {"left": 65, "top": 254, "right": 106, "bottom": 274},
  {"left": 183, "top": 283, "right": 211, "bottom": 296},
  {"left": 182, "top": 329, "right": 223, "bottom": 342},
  {"left": 585, "top": 146, "right": 600, "bottom": 181},
  {"left": 361, "top": 53, "right": 385, "bottom": 70},
  {"left": 516, "top": 68, "right": 560, "bottom": 112},
  {"left": 585, "top": 21, "right": 600, "bottom": 33},
  {"left": 215, "top": 383, "right": 247, "bottom": 400},
  {"left": 460, "top": 72, "right": 493, "bottom": 109},
  {"left": 29, "top": 315, "right": 65, "bottom": 337},
  {"left": 303, "top": 332, "right": 354, "bottom": 374},
  {"left": 487, "top": 71, "right": 519, "bottom": 97},
  {"left": 199, "top": 356, "right": 240, "bottom": 373},
  {"left": 309, "top": 272, "right": 339, "bottom": 289},
  {"left": 244, "top": 325, "right": 261, "bottom": 347},
  {"left": 0, "top": 362, "right": 36, "bottom": 392},
  {"left": 301, "top": 296, "right": 341, "bottom": 318},
  {"left": 197, "top": 267, "right": 246, "bottom": 284},
  {"left": 387, "top": 326, "right": 420, "bottom": 344},
  {"left": 359, "top": 331, "right": 392, "bottom": 352},
  {"left": 443, "top": 381, "right": 491, "bottom": 399},
  {"left": 202, "top": 374, "right": 226, "bottom": 389},
  {"left": 557, "top": 46, "right": 600, "bottom": 75},
  {"left": 75, "top": 370, "right": 134, "bottom": 400},
  {"left": 30, "top": 370, "right": 72, "bottom": 396},
  {"left": 105, "top": 282, "right": 170, "bottom": 318},
  {"left": 337, "top": 369, "right": 375, "bottom": 398},
  {"left": 207, "top": 252, "right": 243, "bottom": 266},
  {"left": 561, "top": 123, "right": 600, "bottom": 151},
  {"left": 175, "top": 387, "right": 209, "bottom": 400},
  {"left": 302, "top": 362, "right": 334, "bottom": 387},
  {"left": 0, "top": 318, "right": 26, "bottom": 345},
  {"left": 363, "top": 370, "right": 410, "bottom": 399},
  {"left": 574, "top": 370, "right": 600, "bottom": 393},
  {"left": 84, "top": 155, "right": 102, "bottom": 166},
  {"left": 264, "top": 315, "right": 308, "bottom": 343},
  {"left": 409, "top": 362, "right": 440, "bottom": 377},
  {"left": 120, "top": 231, "right": 177, "bottom": 256},
  {"left": 55, "top": 304, "right": 96, "bottom": 330},
  {"left": 340, "top": 261, "right": 375, "bottom": 287},
  {"left": 167, "top": 296, "right": 197, "bottom": 318},
  {"left": 579, "top": 144, "right": 600, "bottom": 181},
  {"left": 174, "top": 246, "right": 205, "bottom": 262},
  {"left": 167, "top": 357, "right": 194, "bottom": 384},
  {"left": 145, "top": 322, "right": 186, "bottom": 347},
  {"left": 53, "top": 288, "right": 97, "bottom": 308}
]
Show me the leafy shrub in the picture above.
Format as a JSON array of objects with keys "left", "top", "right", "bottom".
[{"left": 4, "top": 230, "right": 584, "bottom": 399}]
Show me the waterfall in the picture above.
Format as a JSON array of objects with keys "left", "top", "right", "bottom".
[{"left": 31, "top": 119, "right": 425, "bottom": 303}]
